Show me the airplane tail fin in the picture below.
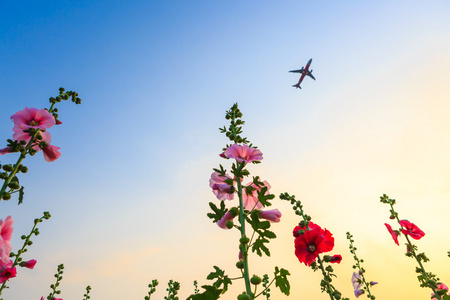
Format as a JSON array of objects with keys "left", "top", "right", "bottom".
[{"left": 292, "top": 84, "right": 301, "bottom": 89}]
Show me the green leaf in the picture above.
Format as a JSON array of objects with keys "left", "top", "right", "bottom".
[
  {"left": 443, "top": 295, "right": 450, "bottom": 300},
  {"left": 207, "top": 202, "right": 227, "bottom": 222},
  {"left": 187, "top": 285, "right": 222, "bottom": 300},
  {"left": 274, "top": 267, "right": 290, "bottom": 296},
  {"left": 252, "top": 236, "right": 270, "bottom": 257},
  {"left": 18, "top": 186, "right": 24, "bottom": 205}
]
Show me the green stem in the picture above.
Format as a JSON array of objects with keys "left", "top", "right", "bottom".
[
  {"left": 237, "top": 177, "right": 253, "bottom": 299},
  {"left": 317, "top": 255, "right": 335, "bottom": 300}
]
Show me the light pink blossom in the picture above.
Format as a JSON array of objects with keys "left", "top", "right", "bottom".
[
  {"left": 0, "top": 147, "right": 13, "bottom": 155},
  {"left": 217, "top": 211, "right": 236, "bottom": 229},
  {"left": 0, "top": 216, "right": 14, "bottom": 265},
  {"left": 432, "top": 282, "right": 449, "bottom": 299},
  {"left": 223, "top": 144, "right": 263, "bottom": 163},
  {"left": 351, "top": 272, "right": 363, "bottom": 298},
  {"left": 10, "top": 107, "right": 55, "bottom": 132},
  {"left": 259, "top": 209, "right": 282, "bottom": 223},
  {"left": 209, "top": 172, "right": 234, "bottom": 201},
  {"left": 42, "top": 144, "right": 61, "bottom": 162},
  {"left": 242, "top": 180, "right": 271, "bottom": 210}
]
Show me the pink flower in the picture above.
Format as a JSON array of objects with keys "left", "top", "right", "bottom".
[
  {"left": 432, "top": 282, "right": 449, "bottom": 299},
  {"left": 259, "top": 209, "right": 282, "bottom": 223},
  {"left": 20, "top": 259, "right": 37, "bottom": 269},
  {"left": 42, "top": 144, "right": 61, "bottom": 162},
  {"left": 0, "top": 216, "right": 14, "bottom": 265},
  {"left": 292, "top": 221, "right": 334, "bottom": 252},
  {"left": 242, "top": 180, "right": 271, "bottom": 210},
  {"left": 10, "top": 107, "right": 55, "bottom": 132},
  {"left": 0, "top": 259, "right": 16, "bottom": 283},
  {"left": 223, "top": 144, "right": 263, "bottom": 164},
  {"left": 399, "top": 220, "right": 425, "bottom": 240},
  {"left": 351, "top": 272, "right": 363, "bottom": 298},
  {"left": 330, "top": 254, "right": 342, "bottom": 264},
  {"left": 209, "top": 172, "right": 234, "bottom": 201},
  {"left": 385, "top": 223, "right": 399, "bottom": 245},
  {"left": 0, "top": 147, "right": 14, "bottom": 155},
  {"left": 217, "top": 211, "right": 236, "bottom": 230}
]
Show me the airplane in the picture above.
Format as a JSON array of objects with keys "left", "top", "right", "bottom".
[{"left": 289, "top": 58, "right": 315, "bottom": 89}]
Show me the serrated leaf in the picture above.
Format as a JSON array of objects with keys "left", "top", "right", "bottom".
[
  {"left": 187, "top": 285, "right": 222, "bottom": 300},
  {"left": 274, "top": 267, "right": 290, "bottom": 296},
  {"left": 252, "top": 237, "right": 270, "bottom": 257}
]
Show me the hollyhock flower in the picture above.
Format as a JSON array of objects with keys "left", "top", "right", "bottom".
[
  {"left": 0, "top": 216, "right": 14, "bottom": 265},
  {"left": 399, "top": 220, "right": 425, "bottom": 240},
  {"left": 0, "top": 259, "right": 16, "bottom": 283},
  {"left": 20, "top": 259, "right": 37, "bottom": 269},
  {"left": 223, "top": 144, "right": 263, "bottom": 164},
  {"left": 259, "top": 209, "right": 282, "bottom": 223},
  {"left": 42, "top": 144, "right": 61, "bottom": 162},
  {"left": 351, "top": 272, "right": 363, "bottom": 297},
  {"left": 242, "top": 180, "right": 271, "bottom": 210},
  {"left": 293, "top": 222, "right": 334, "bottom": 252},
  {"left": 294, "top": 229, "right": 328, "bottom": 266},
  {"left": 385, "top": 223, "right": 399, "bottom": 245},
  {"left": 209, "top": 172, "right": 234, "bottom": 201},
  {"left": 432, "top": 282, "right": 449, "bottom": 299},
  {"left": 217, "top": 211, "right": 236, "bottom": 229},
  {"left": 330, "top": 254, "right": 342, "bottom": 264},
  {"left": 0, "top": 147, "right": 14, "bottom": 155},
  {"left": 10, "top": 107, "right": 55, "bottom": 132},
  {"left": 370, "top": 281, "right": 378, "bottom": 286}
]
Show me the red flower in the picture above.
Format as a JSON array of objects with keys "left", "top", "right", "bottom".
[
  {"left": 293, "top": 222, "right": 334, "bottom": 252},
  {"left": 295, "top": 229, "right": 325, "bottom": 266},
  {"left": 399, "top": 220, "right": 425, "bottom": 240},
  {"left": 0, "top": 266, "right": 17, "bottom": 283},
  {"left": 384, "top": 223, "right": 399, "bottom": 245},
  {"left": 20, "top": 259, "right": 37, "bottom": 269},
  {"left": 330, "top": 254, "right": 342, "bottom": 264}
]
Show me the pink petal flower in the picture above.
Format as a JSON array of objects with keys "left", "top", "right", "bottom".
[
  {"left": 0, "top": 147, "right": 13, "bottom": 155},
  {"left": 0, "top": 265, "right": 16, "bottom": 283},
  {"left": 21, "top": 259, "right": 37, "bottom": 269},
  {"left": 432, "top": 283, "right": 449, "bottom": 299},
  {"left": 209, "top": 172, "right": 234, "bottom": 201},
  {"left": 0, "top": 216, "right": 14, "bottom": 265},
  {"left": 384, "top": 223, "right": 399, "bottom": 245},
  {"left": 354, "top": 289, "right": 364, "bottom": 298},
  {"left": 223, "top": 144, "right": 263, "bottom": 163},
  {"left": 259, "top": 209, "right": 282, "bottom": 223},
  {"left": 216, "top": 211, "right": 236, "bottom": 230},
  {"left": 399, "top": 220, "right": 425, "bottom": 240},
  {"left": 13, "top": 129, "right": 52, "bottom": 153},
  {"left": 351, "top": 271, "right": 363, "bottom": 290},
  {"left": 242, "top": 180, "right": 271, "bottom": 210},
  {"left": 10, "top": 107, "right": 55, "bottom": 132},
  {"left": 42, "top": 144, "right": 61, "bottom": 162}
]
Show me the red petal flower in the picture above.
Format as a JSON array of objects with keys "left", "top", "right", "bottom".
[
  {"left": 399, "top": 220, "right": 425, "bottom": 240},
  {"left": 384, "top": 223, "right": 400, "bottom": 245},
  {"left": 294, "top": 229, "right": 327, "bottom": 266}
]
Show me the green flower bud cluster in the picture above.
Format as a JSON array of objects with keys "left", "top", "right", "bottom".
[
  {"left": 145, "top": 279, "right": 159, "bottom": 300},
  {"left": 261, "top": 274, "right": 270, "bottom": 300},
  {"left": 220, "top": 103, "right": 249, "bottom": 144},
  {"left": 46, "top": 264, "right": 64, "bottom": 300},
  {"left": 83, "top": 285, "right": 92, "bottom": 300},
  {"left": 164, "top": 280, "right": 180, "bottom": 300}
]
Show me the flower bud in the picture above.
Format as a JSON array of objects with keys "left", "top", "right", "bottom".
[
  {"left": 240, "top": 237, "right": 250, "bottom": 244},
  {"left": 250, "top": 275, "right": 262, "bottom": 285},
  {"left": 225, "top": 220, "right": 234, "bottom": 229},
  {"left": 2, "top": 193, "right": 11, "bottom": 200},
  {"left": 237, "top": 292, "right": 250, "bottom": 300},
  {"left": 236, "top": 260, "right": 244, "bottom": 269}
]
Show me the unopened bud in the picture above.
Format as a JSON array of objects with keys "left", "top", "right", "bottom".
[{"left": 250, "top": 275, "right": 262, "bottom": 285}]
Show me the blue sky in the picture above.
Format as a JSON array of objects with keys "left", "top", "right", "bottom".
[{"left": 1, "top": 1, "right": 450, "bottom": 299}]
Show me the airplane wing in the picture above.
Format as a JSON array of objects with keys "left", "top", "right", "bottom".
[
  {"left": 289, "top": 68, "right": 305, "bottom": 73},
  {"left": 307, "top": 72, "right": 316, "bottom": 80}
]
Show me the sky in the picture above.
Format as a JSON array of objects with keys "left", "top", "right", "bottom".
[{"left": 1, "top": 1, "right": 450, "bottom": 299}]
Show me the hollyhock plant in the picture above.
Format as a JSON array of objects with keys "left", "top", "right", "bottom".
[
  {"left": 352, "top": 272, "right": 363, "bottom": 297},
  {"left": 0, "top": 263, "right": 16, "bottom": 284},
  {"left": 242, "top": 180, "right": 271, "bottom": 210},
  {"left": 216, "top": 210, "right": 236, "bottom": 229},
  {"left": 384, "top": 223, "right": 400, "bottom": 246},
  {"left": 399, "top": 219, "right": 425, "bottom": 240},
  {"left": 329, "top": 254, "right": 342, "bottom": 264},
  {"left": 223, "top": 143, "right": 263, "bottom": 164},
  {"left": 209, "top": 171, "right": 234, "bottom": 201},
  {"left": 10, "top": 107, "right": 56, "bottom": 132},
  {"left": 259, "top": 209, "right": 282, "bottom": 223},
  {"left": 42, "top": 144, "right": 62, "bottom": 162}
]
